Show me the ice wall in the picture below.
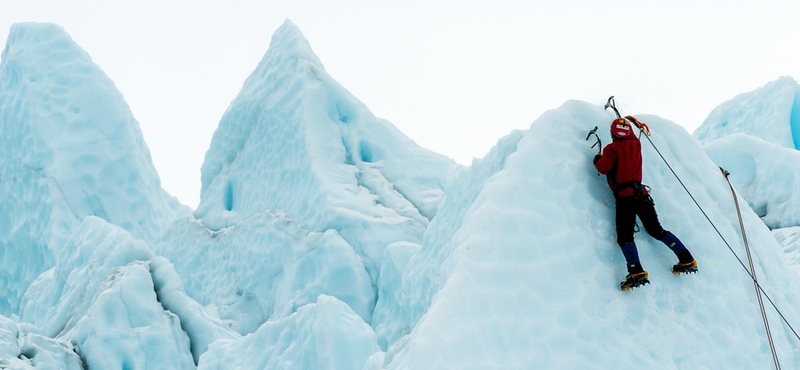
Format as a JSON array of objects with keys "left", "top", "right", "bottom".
[
  {"left": 156, "top": 212, "right": 375, "bottom": 334},
  {"left": 0, "top": 22, "right": 188, "bottom": 316},
  {"left": 694, "top": 76, "right": 800, "bottom": 149},
  {"left": 197, "top": 295, "right": 383, "bottom": 370},
  {"left": 695, "top": 78, "right": 800, "bottom": 230},
  {"left": 0, "top": 314, "right": 84, "bottom": 369},
  {"left": 373, "top": 128, "right": 525, "bottom": 349},
  {"left": 377, "top": 102, "right": 800, "bottom": 369},
  {"left": 5, "top": 19, "right": 800, "bottom": 370},
  {"left": 704, "top": 134, "right": 800, "bottom": 229},
  {"left": 20, "top": 216, "right": 238, "bottom": 367}
]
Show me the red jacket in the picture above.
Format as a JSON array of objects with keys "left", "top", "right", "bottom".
[{"left": 594, "top": 135, "right": 648, "bottom": 197}]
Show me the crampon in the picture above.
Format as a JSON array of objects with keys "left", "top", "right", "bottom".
[
  {"left": 673, "top": 260, "right": 698, "bottom": 275},
  {"left": 620, "top": 271, "right": 650, "bottom": 291}
]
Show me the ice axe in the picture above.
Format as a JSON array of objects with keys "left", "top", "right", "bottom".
[
  {"left": 604, "top": 96, "right": 621, "bottom": 118},
  {"left": 604, "top": 96, "right": 652, "bottom": 137},
  {"left": 586, "top": 126, "right": 601, "bottom": 154}
]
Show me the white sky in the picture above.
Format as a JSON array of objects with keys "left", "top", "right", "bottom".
[{"left": 3, "top": 0, "right": 800, "bottom": 208}]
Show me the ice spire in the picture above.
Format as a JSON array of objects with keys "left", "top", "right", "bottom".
[
  {"left": 0, "top": 23, "right": 187, "bottom": 315},
  {"left": 196, "top": 19, "right": 459, "bottom": 281}
]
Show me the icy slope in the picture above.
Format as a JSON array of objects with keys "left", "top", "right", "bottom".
[
  {"left": 694, "top": 78, "right": 800, "bottom": 275},
  {"left": 197, "top": 295, "right": 383, "bottom": 370},
  {"left": 18, "top": 216, "right": 238, "bottom": 368},
  {"left": 0, "top": 314, "right": 83, "bottom": 369},
  {"left": 704, "top": 134, "right": 800, "bottom": 229},
  {"left": 378, "top": 101, "right": 800, "bottom": 369},
  {"left": 156, "top": 211, "right": 375, "bottom": 334},
  {"left": 0, "top": 23, "right": 189, "bottom": 316},
  {"left": 373, "top": 128, "right": 526, "bottom": 349},
  {"left": 774, "top": 227, "right": 800, "bottom": 277},
  {"left": 694, "top": 76, "right": 800, "bottom": 148}
]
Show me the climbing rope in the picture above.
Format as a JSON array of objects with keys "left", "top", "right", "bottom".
[
  {"left": 722, "top": 167, "right": 781, "bottom": 370},
  {"left": 641, "top": 131, "right": 794, "bottom": 370}
]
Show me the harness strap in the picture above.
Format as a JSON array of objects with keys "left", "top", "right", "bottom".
[{"left": 615, "top": 181, "right": 645, "bottom": 197}]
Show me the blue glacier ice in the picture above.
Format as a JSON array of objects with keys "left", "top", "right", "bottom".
[
  {"left": 695, "top": 77, "right": 800, "bottom": 299},
  {"left": 695, "top": 77, "right": 800, "bottom": 246},
  {"left": 0, "top": 22, "right": 189, "bottom": 317},
  {"left": 694, "top": 76, "right": 800, "bottom": 149},
  {"left": 703, "top": 133, "right": 800, "bottom": 229},
  {"left": 3, "top": 19, "right": 800, "bottom": 370},
  {"left": 155, "top": 20, "right": 460, "bottom": 335},
  {"left": 197, "top": 295, "right": 383, "bottom": 370}
]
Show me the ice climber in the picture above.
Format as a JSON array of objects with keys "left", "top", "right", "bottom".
[{"left": 593, "top": 115, "right": 698, "bottom": 290}]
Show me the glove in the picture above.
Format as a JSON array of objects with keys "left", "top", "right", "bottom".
[
  {"left": 625, "top": 115, "right": 651, "bottom": 136},
  {"left": 593, "top": 154, "right": 601, "bottom": 164}
]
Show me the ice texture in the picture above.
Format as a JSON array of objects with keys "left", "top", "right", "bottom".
[
  {"left": 3, "top": 20, "right": 800, "bottom": 370},
  {"left": 379, "top": 103, "right": 800, "bottom": 369},
  {"left": 704, "top": 133, "right": 800, "bottom": 229},
  {"left": 195, "top": 20, "right": 460, "bottom": 284},
  {"left": 696, "top": 77, "right": 800, "bottom": 281},
  {"left": 197, "top": 295, "right": 382, "bottom": 370},
  {"left": 0, "top": 22, "right": 189, "bottom": 315},
  {"left": 694, "top": 76, "right": 800, "bottom": 149},
  {"left": 20, "top": 216, "right": 237, "bottom": 368},
  {"left": 155, "top": 212, "right": 376, "bottom": 335},
  {"left": 0, "top": 314, "right": 83, "bottom": 369}
]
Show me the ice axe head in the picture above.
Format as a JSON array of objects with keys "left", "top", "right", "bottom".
[
  {"left": 586, "top": 126, "right": 601, "bottom": 151},
  {"left": 586, "top": 126, "right": 598, "bottom": 141},
  {"left": 604, "top": 96, "right": 621, "bottom": 118},
  {"left": 603, "top": 96, "right": 614, "bottom": 110}
]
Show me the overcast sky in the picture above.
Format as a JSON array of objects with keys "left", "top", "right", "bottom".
[{"left": 4, "top": 0, "right": 800, "bottom": 208}]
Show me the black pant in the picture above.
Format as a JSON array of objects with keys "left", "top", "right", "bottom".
[{"left": 615, "top": 194, "right": 667, "bottom": 246}]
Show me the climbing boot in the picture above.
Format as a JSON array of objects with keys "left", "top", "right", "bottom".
[
  {"left": 673, "top": 260, "right": 698, "bottom": 274},
  {"left": 621, "top": 271, "right": 650, "bottom": 291},
  {"left": 673, "top": 250, "right": 698, "bottom": 274}
]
